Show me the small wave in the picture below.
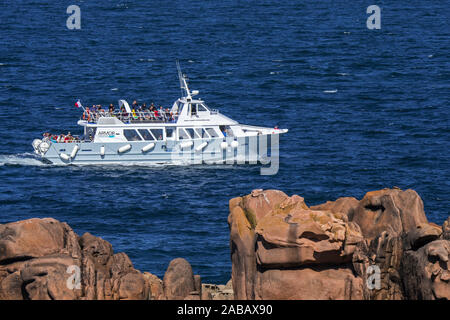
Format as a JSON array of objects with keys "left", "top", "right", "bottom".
[
  {"left": 0, "top": 63, "right": 5, "bottom": 66},
  {"left": 323, "top": 89, "right": 338, "bottom": 93},
  {"left": 111, "top": 88, "right": 118, "bottom": 91},
  {"left": 188, "top": 60, "right": 194, "bottom": 63},
  {"left": 337, "top": 73, "right": 348, "bottom": 76},
  {"left": 0, "top": 153, "right": 47, "bottom": 167}
]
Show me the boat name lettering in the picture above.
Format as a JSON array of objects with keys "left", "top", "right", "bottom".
[{"left": 98, "top": 130, "right": 117, "bottom": 137}]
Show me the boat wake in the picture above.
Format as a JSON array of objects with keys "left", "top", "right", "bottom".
[{"left": 0, "top": 153, "right": 48, "bottom": 167}]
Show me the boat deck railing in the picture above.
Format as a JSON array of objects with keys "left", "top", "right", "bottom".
[{"left": 81, "top": 111, "right": 179, "bottom": 124}]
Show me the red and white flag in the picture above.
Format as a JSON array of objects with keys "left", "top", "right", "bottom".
[{"left": 75, "top": 100, "right": 82, "bottom": 108}]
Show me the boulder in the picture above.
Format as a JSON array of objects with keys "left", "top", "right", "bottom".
[
  {"left": 255, "top": 208, "right": 363, "bottom": 267},
  {"left": 163, "top": 258, "right": 195, "bottom": 300},
  {"left": 253, "top": 266, "right": 363, "bottom": 300},
  {"left": 229, "top": 190, "right": 365, "bottom": 300},
  {"left": 352, "top": 188, "right": 428, "bottom": 239},
  {"left": 0, "top": 218, "right": 80, "bottom": 263}
]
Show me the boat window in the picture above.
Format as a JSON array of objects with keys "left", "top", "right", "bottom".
[
  {"left": 220, "top": 125, "right": 234, "bottom": 137},
  {"left": 178, "top": 128, "right": 191, "bottom": 140},
  {"left": 185, "top": 128, "right": 199, "bottom": 139},
  {"left": 124, "top": 129, "right": 142, "bottom": 141},
  {"left": 175, "top": 101, "right": 184, "bottom": 114},
  {"left": 190, "top": 104, "right": 197, "bottom": 116},
  {"left": 138, "top": 129, "right": 155, "bottom": 141},
  {"left": 195, "top": 128, "right": 209, "bottom": 138},
  {"left": 150, "top": 129, "right": 164, "bottom": 140},
  {"left": 166, "top": 127, "right": 175, "bottom": 139},
  {"left": 206, "top": 128, "right": 219, "bottom": 138},
  {"left": 197, "top": 104, "right": 208, "bottom": 112}
]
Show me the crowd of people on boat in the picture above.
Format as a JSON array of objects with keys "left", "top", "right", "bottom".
[
  {"left": 81, "top": 101, "right": 178, "bottom": 123},
  {"left": 42, "top": 132, "right": 80, "bottom": 143}
]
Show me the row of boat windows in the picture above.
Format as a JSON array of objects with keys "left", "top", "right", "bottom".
[{"left": 122, "top": 127, "right": 221, "bottom": 142}]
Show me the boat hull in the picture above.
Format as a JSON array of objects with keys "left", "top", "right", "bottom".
[{"left": 37, "top": 134, "right": 282, "bottom": 166}]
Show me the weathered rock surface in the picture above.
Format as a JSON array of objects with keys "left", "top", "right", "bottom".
[
  {"left": 202, "top": 280, "right": 234, "bottom": 300},
  {"left": 163, "top": 258, "right": 196, "bottom": 300},
  {"left": 229, "top": 189, "right": 365, "bottom": 300},
  {"left": 229, "top": 188, "right": 449, "bottom": 300},
  {"left": 0, "top": 218, "right": 217, "bottom": 300},
  {"left": 352, "top": 188, "right": 428, "bottom": 240}
]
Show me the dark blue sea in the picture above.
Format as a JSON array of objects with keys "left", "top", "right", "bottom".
[{"left": 0, "top": 1, "right": 448, "bottom": 283}]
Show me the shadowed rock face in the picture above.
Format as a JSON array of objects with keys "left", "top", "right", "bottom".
[{"left": 229, "top": 188, "right": 449, "bottom": 300}]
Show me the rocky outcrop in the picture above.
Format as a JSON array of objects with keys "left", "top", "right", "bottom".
[
  {"left": 228, "top": 189, "right": 364, "bottom": 300},
  {"left": 228, "top": 188, "right": 449, "bottom": 300},
  {"left": 0, "top": 218, "right": 220, "bottom": 300}
]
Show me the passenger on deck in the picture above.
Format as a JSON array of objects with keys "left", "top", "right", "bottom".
[
  {"left": 109, "top": 104, "right": 115, "bottom": 115},
  {"left": 158, "top": 106, "right": 165, "bottom": 120},
  {"left": 120, "top": 106, "right": 128, "bottom": 119},
  {"left": 83, "top": 107, "right": 91, "bottom": 122},
  {"left": 165, "top": 108, "right": 171, "bottom": 121}
]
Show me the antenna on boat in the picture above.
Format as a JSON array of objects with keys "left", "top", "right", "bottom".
[{"left": 176, "top": 59, "right": 192, "bottom": 100}]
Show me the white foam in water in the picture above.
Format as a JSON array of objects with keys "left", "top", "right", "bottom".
[
  {"left": 323, "top": 89, "right": 338, "bottom": 93},
  {"left": 0, "top": 153, "right": 47, "bottom": 167},
  {"left": 111, "top": 88, "right": 118, "bottom": 91}
]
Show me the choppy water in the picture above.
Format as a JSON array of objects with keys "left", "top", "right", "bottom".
[{"left": 0, "top": 1, "right": 448, "bottom": 283}]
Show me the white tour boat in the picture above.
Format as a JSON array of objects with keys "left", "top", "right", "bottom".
[{"left": 32, "top": 65, "right": 288, "bottom": 165}]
